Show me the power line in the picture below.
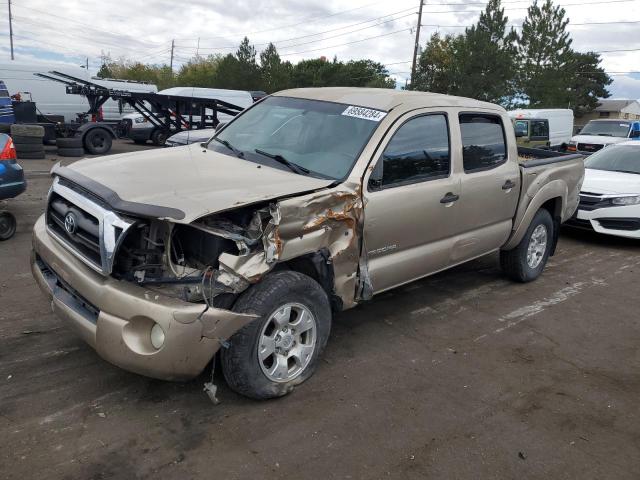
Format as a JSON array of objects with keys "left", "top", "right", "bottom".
[
  {"left": 176, "top": 8, "right": 417, "bottom": 51},
  {"left": 278, "top": 27, "right": 414, "bottom": 57},
  {"left": 421, "top": 19, "right": 640, "bottom": 28}
]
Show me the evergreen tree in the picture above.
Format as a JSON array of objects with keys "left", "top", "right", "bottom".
[{"left": 413, "top": 33, "right": 458, "bottom": 93}]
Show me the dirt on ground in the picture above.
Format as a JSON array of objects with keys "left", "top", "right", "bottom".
[{"left": 1, "top": 140, "right": 639, "bottom": 479}]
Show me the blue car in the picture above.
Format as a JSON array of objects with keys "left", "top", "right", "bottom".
[
  {"left": 0, "top": 133, "right": 26, "bottom": 240},
  {"left": 0, "top": 80, "right": 15, "bottom": 129}
]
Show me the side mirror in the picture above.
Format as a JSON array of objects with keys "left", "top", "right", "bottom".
[
  {"left": 515, "top": 130, "right": 524, "bottom": 138},
  {"left": 215, "top": 122, "right": 227, "bottom": 132}
]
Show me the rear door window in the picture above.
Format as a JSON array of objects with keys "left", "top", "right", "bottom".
[{"left": 460, "top": 114, "right": 507, "bottom": 172}]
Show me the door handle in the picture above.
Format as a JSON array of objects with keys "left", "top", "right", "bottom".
[
  {"left": 440, "top": 192, "right": 460, "bottom": 204},
  {"left": 502, "top": 180, "right": 516, "bottom": 190}
]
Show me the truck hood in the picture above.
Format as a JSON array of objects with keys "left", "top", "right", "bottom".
[
  {"left": 582, "top": 168, "right": 640, "bottom": 195},
  {"left": 571, "top": 135, "right": 627, "bottom": 145},
  {"left": 64, "top": 144, "right": 334, "bottom": 223}
]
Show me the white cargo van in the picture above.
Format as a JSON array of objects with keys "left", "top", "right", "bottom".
[
  {"left": 508, "top": 109, "right": 574, "bottom": 149},
  {"left": 124, "top": 87, "right": 254, "bottom": 145},
  {"left": 0, "top": 61, "right": 157, "bottom": 122}
]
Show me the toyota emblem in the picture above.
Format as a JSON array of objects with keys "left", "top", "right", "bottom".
[{"left": 64, "top": 212, "right": 77, "bottom": 235}]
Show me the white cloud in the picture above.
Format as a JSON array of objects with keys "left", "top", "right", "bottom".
[{"left": 0, "top": 0, "right": 638, "bottom": 96}]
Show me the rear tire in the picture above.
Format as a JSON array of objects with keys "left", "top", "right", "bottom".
[
  {"left": 10, "top": 124, "right": 44, "bottom": 137},
  {"left": 11, "top": 135, "right": 42, "bottom": 145},
  {"left": 14, "top": 143, "right": 45, "bottom": 153},
  {"left": 83, "top": 128, "right": 112, "bottom": 154},
  {"left": 0, "top": 212, "right": 17, "bottom": 240},
  {"left": 221, "top": 271, "right": 332, "bottom": 400},
  {"left": 151, "top": 129, "right": 168, "bottom": 146},
  {"left": 501, "top": 208, "right": 554, "bottom": 283},
  {"left": 56, "top": 147, "right": 85, "bottom": 157},
  {"left": 16, "top": 150, "right": 45, "bottom": 159},
  {"left": 56, "top": 136, "right": 83, "bottom": 149}
]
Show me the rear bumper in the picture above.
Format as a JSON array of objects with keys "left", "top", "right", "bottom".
[
  {"left": 31, "top": 215, "right": 255, "bottom": 381},
  {"left": 566, "top": 206, "right": 640, "bottom": 239},
  {"left": 0, "top": 161, "right": 26, "bottom": 201}
]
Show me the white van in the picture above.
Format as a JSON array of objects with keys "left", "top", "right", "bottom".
[
  {"left": 0, "top": 61, "right": 157, "bottom": 122},
  {"left": 124, "top": 87, "right": 254, "bottom": 145},
  {"left": 508, "top": 109, "right": 574, "bottom": 149}
]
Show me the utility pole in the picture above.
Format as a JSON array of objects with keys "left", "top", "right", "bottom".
[
  {"left": 410, "top": 0, "right": 424, "bottom": 89},
  {"left": 170, "top": 39, "right": 175, "bottom": 71},
  {"left": 8, "top": 0, "right": 15, "bottom": 60}
]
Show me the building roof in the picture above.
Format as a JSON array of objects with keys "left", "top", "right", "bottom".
[
  {"left": 595, "top": 99, "right": 639, "bottom": 112},
  {"left": 274, "top": 87, "right": 504, "bottom": 113}
]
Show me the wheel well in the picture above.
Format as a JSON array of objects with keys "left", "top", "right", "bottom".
[
  {"left": 83, "top": 126, "right": 116, "bottom": 139},
  {"left": 276, "top": 250, "right": 342, "bottom": 311},
  {"left": 540, "top": 197, "right": 561, "bottom": 256}
]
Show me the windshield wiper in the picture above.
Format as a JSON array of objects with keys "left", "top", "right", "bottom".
[
  {"left": 612, "top": 169, "right": 640, "bottom": 175},
  {"left": 212, "top": 137, "right": 243, "bottom": 157},
  {"left": 596, "top": 133, "right": 613, "bottom": 136},
  {"left": 254, "top": 149, "right": 310, "bottom": 175}
]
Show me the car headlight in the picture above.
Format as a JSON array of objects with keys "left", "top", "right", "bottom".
[
  {"left": 150, "top": 323, "right": 165, "bottom": 349},
  {"left": 134, "top": 117, "right": 148, "bottom": 124},
  {"left": 611, "top": 195, "right": 640, "bottom": 205}
]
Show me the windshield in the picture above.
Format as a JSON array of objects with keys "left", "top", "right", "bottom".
[
  {"left": 580, "top": 121, "right": 630, "bottom": 138},
  {"left": 585, "top": 145, "right": 640, "bottom": 174},
  {"left": 209, "top": 96, "right": 383, "bottom": 179}
]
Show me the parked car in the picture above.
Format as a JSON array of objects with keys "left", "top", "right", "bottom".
[
  {"left": 0, "top": 134, "right": 26, "bottom": 240},
  {"left": 124, "top": 87, "right": 253, "bottom": 145},
  {"left": 568, "top": 119, "right": 640, "bottom": 155},
  {"left": 165, "top": 128, "right": 216, "bottom": 147},
  {"left": 509, "top": 109, "right": 574, "bottom": 150},
  {"left": 31, "top": 88, "right": 584, "bottom": 400},
  {"left": 566, "top": 141, "right": 640, "bottom": 238}
]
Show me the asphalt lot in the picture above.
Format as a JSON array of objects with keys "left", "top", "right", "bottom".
[{"left": 1, "top": 139, "right": 639, "bottom": 479}]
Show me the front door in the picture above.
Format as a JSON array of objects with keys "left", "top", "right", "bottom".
[{"left": 362, "top": 110, "right": 463, "bottom": 294}]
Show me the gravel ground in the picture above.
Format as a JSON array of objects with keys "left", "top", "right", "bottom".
[{"left": 1, "top": 140, "right": 639, "bottom": 479}]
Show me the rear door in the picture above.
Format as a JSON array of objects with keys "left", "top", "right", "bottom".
[
  {"left": 362, "top": 109, "right": 463, "bottom": 293},
  {"left": 450, "top": 112, "right": 521, "bottom": 263}
]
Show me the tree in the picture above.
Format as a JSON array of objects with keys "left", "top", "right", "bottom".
[
  {"left": 413, "top": 33, "right": 458, "bottom": 93},
  {"left": 454, "top": 0, "right": 518, "bottom": 104},
  {"left": 564, "top": 51, "right": 612, "bottom": 115},
  {"left": 517, "top": 0, "right": 573, "bottom": 105},
  {"left": 259, "top": 43, "right": 292, "bottom": 93},
  {"left": 176, "top": 55, "right": 223, "bottom": 88}
]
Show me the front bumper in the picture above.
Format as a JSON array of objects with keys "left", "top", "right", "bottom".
[
  {"left": 31, "top": 215, "right": 255, "bottom": 381},
  {"left": 566, "top": 206, "right": 640, "bottom": 239},
  {"left": 127, "top": 126, "right": 153, "bottom": 142}
]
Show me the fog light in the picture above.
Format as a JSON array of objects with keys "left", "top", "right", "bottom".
[{"left": 150, "top": 323, "right": 165, "bottom": 349}]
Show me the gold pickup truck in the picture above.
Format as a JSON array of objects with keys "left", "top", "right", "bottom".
[{"left": 32, "top": 88, "right": 584, "bottom": 400}]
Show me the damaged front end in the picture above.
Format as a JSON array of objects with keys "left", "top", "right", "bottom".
[{"left": 111, "top": 179, "right": 370, "bottom": 314}]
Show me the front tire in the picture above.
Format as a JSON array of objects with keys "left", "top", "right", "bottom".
[
  {"left": 221, "top": 271, "right": 332, "bottom": 400},
  {"left": 84, "top": 128, "right": 112, "bottom": 154},
  {"left": 0, "top": 212, "right": 17, "bottom": 241},
  {"left": 500, "top": 208, "right": 554, "bottom": 282}
]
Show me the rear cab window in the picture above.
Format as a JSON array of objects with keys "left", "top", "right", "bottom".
[
  {"left": 459, "top": 113, "right": 507, "bottom": 172},
  {"left": 369, "top": 114, "right": 450, "bottom": 189}
]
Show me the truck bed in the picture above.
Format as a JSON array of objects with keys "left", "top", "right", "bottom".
[{"left": 517, "top": 146, "right": 583, "bottom": 167}]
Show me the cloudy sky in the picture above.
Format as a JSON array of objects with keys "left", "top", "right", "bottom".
[{"left": 1, "top": 0, "right": 639, "bottom": 98}]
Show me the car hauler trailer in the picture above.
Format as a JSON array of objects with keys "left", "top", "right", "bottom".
[{"left": 10, "top": 71, "right": 245, "bottom": 155}]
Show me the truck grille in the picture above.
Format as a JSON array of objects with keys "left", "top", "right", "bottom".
[
  {"left": 46, "top": 177, "right": 134, "bottom": 275},
  {"left": 577, "top": 143, "right": 603, "bottom": 153}
]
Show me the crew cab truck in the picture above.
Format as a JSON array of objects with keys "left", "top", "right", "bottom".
[{"left": 31, "top": 88, "right": 584, "bottom": 400}]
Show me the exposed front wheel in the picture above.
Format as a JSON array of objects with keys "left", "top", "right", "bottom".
[
  {"left": 151, "top": 129, "right": 168, "bottom": 146},
  {"left": 500, "top": 208, "right": 554, "bottom": 282},
  {"left": 221, "top": 271, "right": 331, "bottom": 400}
]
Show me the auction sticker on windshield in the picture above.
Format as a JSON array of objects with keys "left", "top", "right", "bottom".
[{"left": 342, "top": 105, "right": 387, "bottom": 122}]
